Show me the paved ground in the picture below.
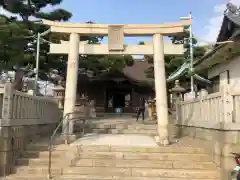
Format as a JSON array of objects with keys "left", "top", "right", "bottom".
[{"left": 71, "top": 134, "right": 159, "bottom": 147}]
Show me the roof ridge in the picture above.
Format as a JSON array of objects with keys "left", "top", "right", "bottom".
[{"left": 226, "top": 3, "right": 240, "bottom": 15}]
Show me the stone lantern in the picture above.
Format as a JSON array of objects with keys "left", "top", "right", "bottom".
[
  {"left": 170, "top": 80, "right": 186, "bottom": 111},
  {"left": 52, "top": 80, "right": 65, "bottom": 110}
]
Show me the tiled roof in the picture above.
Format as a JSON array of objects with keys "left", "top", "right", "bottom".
[
  {"left": 122, "top": 60, "right": 152, "bottom": 82},
  {"left": 78, "top": 60, "right": 153, "bottom": 83}
]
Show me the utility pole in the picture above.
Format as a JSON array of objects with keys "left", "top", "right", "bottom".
[
  {"left": 34, "top": 32, "right": 40, "bottom": 95},
  {"left": 33, "top": 28, "right": 50, "bottom": 95},
  {"left": 180, "top": 12, "right": 194, "bottom": 97},
  {"left": 189, "top": 12, "right": 194, "bottom": 96}
]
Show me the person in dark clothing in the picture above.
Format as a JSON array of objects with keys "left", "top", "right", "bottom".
[{"left": 136, "top": 97, "right": 145, "bottom": 121}]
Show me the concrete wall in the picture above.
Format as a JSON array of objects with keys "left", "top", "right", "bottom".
[
  {"left": 208, "top": 56, "right": 240, "bottom": 91},
  {"left": 0, "top": 83, "right": 61, "bottom": 176},
  {"left": 176, "top": 126, "right": 238, "bottom": 180}
]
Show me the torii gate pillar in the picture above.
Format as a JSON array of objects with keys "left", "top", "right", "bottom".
[
  {"left": 63, "top": 33, "right": 79, "bottom": 135},
  {"left": 153, "top": 34, "right": 169, "bottom": 145}
]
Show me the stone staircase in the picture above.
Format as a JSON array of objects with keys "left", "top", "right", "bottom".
[
  {"left": 59, "top": 144, "right": 220, "bottom": 180},
  {"left": 3, "top": 135, "right": 221, "bottom": 180},
  {"left": 75, "top": 114, "right": 177, "bottom": 138},
  {"left": 91, "top": 122, "right": 158, "bottom": 136},
  {"left": 77, "top": 118, "right": 159, "bottom": 136},
  {"left": 5, "top": 138, "right": 71, "bottom": 180},
  {"left": 3, "top": 117, "right": 221, "bottom": 180}
]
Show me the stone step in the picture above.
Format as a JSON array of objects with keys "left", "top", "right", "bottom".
[
  {"left": 77, "top": 145, "right": 208, "bottom": 154},
  {"left": 5, "top": 175, "right": 47, "bottom": 180},
  {"left": 91, "top": 124, "right": 115, "bottom": 129},
  {"left": 91, "top": 128, "right": 109, "bottom": 134},
  {"left": 26, "top": 143, "right": 69, "bottom": 151},
  {"left": 127, "top": 124, "right": 157, "bottom": 130},
  {"left": 21, "top": 150, "right": 63, "bottom": 159},
  {"left": 59, "top": 175, "right": 219, "bottom": 180},
  {"left": 90, "top": 124, "right": 158, "bottom": 131},
  {"left": 119, "top": 129, "right": 157, "bottom": 135},
  {"left": 63, "top": 167, "right": 220, "bottom": 179},
  {"left": 75, "top": 158, "right": 217, "bottom": 169},
  {"left": 11, "top": 166, "right": 61, "bottom": 176},
  {"left": 16, "top": 158, "right": 59, "bottom": 166},
  {"left": 77, "top": 151, "right": 212, "bottom": 161},
  {"left": 90, "top": 129, "right": 158, "bottom": 136}
]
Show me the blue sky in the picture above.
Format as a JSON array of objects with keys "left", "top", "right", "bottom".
[
  {"left": 2, "top": 0, "right": 238, "bottom": 43},
  {"left": 51, "top": 0, "right": 237, "bottom": 44}
]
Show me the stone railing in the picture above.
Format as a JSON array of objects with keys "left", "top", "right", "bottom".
[
  {"left": 177, "top": 92, "right": 224, "bottom": 129},
  {"left": 232, "top": 92, "right": 240, "bottom": 124},
  {"left": 175, "top": 87, "right": 240, "bottom": 159},
  {"left": 0, "top": 83, "right": 61, "bottom": 176},
  {"left": 176, "top": 87, "right": 240, "bottom": 130},
  {"left": 0, "top": 83, "right": 60, "bottom": 126}
]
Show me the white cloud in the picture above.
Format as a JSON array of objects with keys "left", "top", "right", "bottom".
[
  {"left": 0, "top": 7, "right": 20, "bottom": 18},
  {"left": 204, "top": 0, "right": 240, "bottom": 42},
  {"left": 0, "top": 6, "right": 37, "bottom": 20}
]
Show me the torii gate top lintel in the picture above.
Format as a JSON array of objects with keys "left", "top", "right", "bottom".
[{"left": 42, "top": 19, "right": 192, "bottom": 36}]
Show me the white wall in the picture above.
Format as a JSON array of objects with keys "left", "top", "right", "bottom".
[{"left": 208, "top": 56, "right": 240, "bottom": 91}]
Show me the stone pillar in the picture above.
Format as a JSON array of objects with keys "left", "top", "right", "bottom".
[
  {"left": 63, "top": 33, "right": 80, "bottom": 136},
  {"left": 153, "top": 34, "right": 169, "bottom": 145}
]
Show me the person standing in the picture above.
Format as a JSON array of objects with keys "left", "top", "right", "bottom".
[{"left": 136, "top": 97, "right": 145, "bottom": 121}]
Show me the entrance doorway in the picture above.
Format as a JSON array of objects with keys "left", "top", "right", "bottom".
[
  {"left": 106, "top": 87, "right": 131, "bottom": 113},
  {"left": 113, "top": 92, "right": 125, "bottom": 108}
]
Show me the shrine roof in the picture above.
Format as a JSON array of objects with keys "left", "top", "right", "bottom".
[
  {"left": 194, "top": 2, "right": 240, "bottom": 71},
  {"left": 78, "top": 60, "right": 153, "bottom": 84}
]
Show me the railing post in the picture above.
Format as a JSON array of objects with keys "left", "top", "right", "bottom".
[
  {"left": 221, "top": 85, "right": 233, "bottom": 124},
  {"left": 199, "top": 89, "right": 208, "bottom": 120},
  {"left": 1, "top": 83, "right": 13, "bottom": 126},
  {"left": 175, "top": 99, "right": 182, "bottom": 125}
]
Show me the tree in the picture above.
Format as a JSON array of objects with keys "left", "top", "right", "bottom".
[
  {"left": 0, "top": 0, "right": 72, "bottom": 89},
  {"left": 78, "top": 54, "right": 134, "bottom": 77},
  {"left": 0, "top": 0, "right": 71, "bottom": 22},
  {"left": 0, "top": 2, "right": 134, "bottom": 89}
]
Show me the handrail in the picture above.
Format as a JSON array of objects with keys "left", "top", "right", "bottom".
[{"left": 47, "top": 111, "right": 87, "bottom": 179}]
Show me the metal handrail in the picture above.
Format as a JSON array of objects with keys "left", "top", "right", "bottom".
[{"left": 47, "top": 111, "right": 86, "bottom": 179}]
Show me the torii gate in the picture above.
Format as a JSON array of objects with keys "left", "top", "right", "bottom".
[{"left": 42, "top": 19, "right": 191, "bottom": 145}]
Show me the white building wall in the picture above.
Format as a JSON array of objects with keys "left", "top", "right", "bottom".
[{"left": 208, "top": 56, "right": 240, "bottom": 91}]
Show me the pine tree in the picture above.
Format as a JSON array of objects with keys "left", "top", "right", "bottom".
[
  {"left": 0, "top": 1, "right": 134, "bottom": 88},
  {"left": 0, "top": 0, "right": 72, "bottom": 88}
]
